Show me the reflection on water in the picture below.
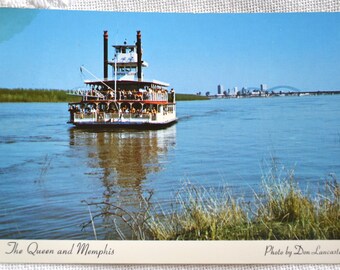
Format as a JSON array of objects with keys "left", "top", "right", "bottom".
[{"left": 68, "top": 126, "right": 176, "bottom": 239}]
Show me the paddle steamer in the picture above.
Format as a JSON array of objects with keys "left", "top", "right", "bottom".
[{"left": 68, "top": 31, "right": 177, "bottom": 128}]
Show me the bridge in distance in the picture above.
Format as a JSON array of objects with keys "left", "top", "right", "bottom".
[{"left": 246, "top": 85, "right": 340, "bottom": 95}]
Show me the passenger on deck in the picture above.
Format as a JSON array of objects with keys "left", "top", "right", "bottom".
[
  {"left": 91, "top": 86, "right": 96, "bottom": 96},
  {"left": 120, "top": 91, "right": 126, "bottom": 100},
  {"left": 128, "top": 90, "right": 133, "bottom": 99},
  {"left": 170, "top": 88, "right": 175, "bottom": 103},
  {"left": 108, "top": 90, "right": 114, "bottom": 99},
  {"left": 151, "top": 107, "right": 157, "bottom": 116},
  {"left": 119, "top": 108, "right": 123, "bottom": 119}
]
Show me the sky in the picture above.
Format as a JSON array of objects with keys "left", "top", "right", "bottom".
[{"left": 0, "top": 8, "right": 340, "bottom": 93}]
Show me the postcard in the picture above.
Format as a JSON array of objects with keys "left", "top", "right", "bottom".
[{"left": 0, "top": 8, "right": 339, "bottom": 264}]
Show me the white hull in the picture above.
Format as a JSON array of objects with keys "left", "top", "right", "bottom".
[{"left": 71, "top": 110, "right": 177, "bottom": 128}]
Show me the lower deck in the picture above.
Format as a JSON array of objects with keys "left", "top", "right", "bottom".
[{"left": 68, "top": 102, "right": 177, "bottom": 129}]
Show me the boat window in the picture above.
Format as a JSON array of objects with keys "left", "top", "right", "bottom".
[
  {"left": 99, "top": 103, "right": 107, "bottom": 112},
  {"left": 132, "top": 102, "right": 142, "bottom": 110}
]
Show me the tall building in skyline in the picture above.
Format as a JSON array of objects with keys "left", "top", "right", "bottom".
[
  {"left": 217, "top": 84, "right": 224, "bottom": 95},
  {"left": 261, "top": 84, "right": 268, "bottom": 91}
]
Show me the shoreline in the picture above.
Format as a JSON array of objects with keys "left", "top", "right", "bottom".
[
  {"left": 208, "top": 90, "right": 340, "bottom": 99},
  {"left": 0, "top": 88, "right": 208, "bottom": 102}
]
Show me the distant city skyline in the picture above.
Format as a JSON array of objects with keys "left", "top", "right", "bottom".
[{"left": 0, "top": 9, "right": 340, "bottom": 93}]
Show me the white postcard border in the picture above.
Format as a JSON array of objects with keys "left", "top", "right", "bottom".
[{"left": 0, "top": 240, "right": 339, "bottom": 264}]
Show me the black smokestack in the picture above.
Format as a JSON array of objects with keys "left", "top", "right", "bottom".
[
  {"left": 103, "top": 30, "right": 108, "bottom": 80},
  {"left": 136, "top": 30, "right": 142, "bottom": 81}
]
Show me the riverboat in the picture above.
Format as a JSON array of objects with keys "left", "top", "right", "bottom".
[{"left": 67, "top": 30, "right": 177, "bottom": 129}]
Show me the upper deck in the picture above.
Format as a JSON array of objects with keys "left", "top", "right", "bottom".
[{"left": 71, "top": 30, "right": 172, "bottom": 103}]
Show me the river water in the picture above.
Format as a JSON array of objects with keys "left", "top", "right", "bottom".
[{"left": 0, "top": 95, "right": 339, "bottom": 239}]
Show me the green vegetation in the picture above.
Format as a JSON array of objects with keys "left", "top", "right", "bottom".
[
  {"left": 0, "top": 88, "right": 81, "bottom": 102},
  {"left": 148, "top": 171, "right": 339, "bottom": 240},
  {"left": 0, "top": 88, "right": 207, "bottom": 102},
  {"left": 176, "top": 93, "right": 209, "bottom": 101},
  {"left": 84, "top": 167, "right": 339, "bottom": 240}
]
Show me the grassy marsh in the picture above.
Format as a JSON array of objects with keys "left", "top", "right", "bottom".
[
  {"left": 0, "top": 88, "right": 81, "bottom": 102},
  {"left": 84, "top": 168, "right": 339, "bottom": 240}
]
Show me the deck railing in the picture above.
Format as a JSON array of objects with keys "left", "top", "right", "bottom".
[
  {"left": 74, "top": 112, "right": 96, "bottom": 120},
  {"left": 68, "top": 88, "right": 171, "bottom": 102},
  {"left": 117, "top": 90, "right": 168, "bottom": 102},
  {"left": 73, "top": 112, "right": 153, "bottom": 122},
  {"left": 68, "top": 89, "right": 105, "bottom": 100}
]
